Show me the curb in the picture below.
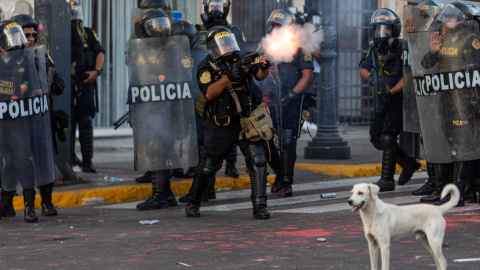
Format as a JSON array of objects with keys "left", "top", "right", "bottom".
[{"left": 12, "top": 160, "right": 427, "bottom": 210}]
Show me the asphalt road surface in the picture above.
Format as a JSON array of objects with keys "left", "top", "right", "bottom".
[{"left": 1, "top": 173, "right": 479, "bottom": 270}]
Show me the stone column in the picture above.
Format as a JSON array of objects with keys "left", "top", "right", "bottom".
[{"left": 304, "top": 0, "right": 351, "bottom": 159}]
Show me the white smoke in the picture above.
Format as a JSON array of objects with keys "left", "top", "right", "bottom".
[{"left": 260, "top": 23, "right": 324, "bottom": 64}]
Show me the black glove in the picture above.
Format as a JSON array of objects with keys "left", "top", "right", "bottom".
[
  {"left": 282, "top": 91, "right": 299, "bottom": 107},
  {"left": 51, "top": 72, "right": 65, "bottom": 96},
  {"left": 260, "top": 60, "right": 271, "bottom": 71},
  {"left": 226, "top": 63, "right": 245, "bottom": 82}
]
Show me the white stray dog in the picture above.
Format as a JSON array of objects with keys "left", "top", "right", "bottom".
[{"left": 348, "top": 183, "right": 459, "bottom": 270}]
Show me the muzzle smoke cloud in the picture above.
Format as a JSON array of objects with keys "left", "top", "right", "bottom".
[{"left": 261, "top": 23, "right": 324, "bottom": 63}]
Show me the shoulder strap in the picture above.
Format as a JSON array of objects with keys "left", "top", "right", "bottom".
[{"left": 229, "top": 86, "right": 243, "bottom": 117}]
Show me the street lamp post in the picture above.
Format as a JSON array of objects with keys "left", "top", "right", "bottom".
[{"left": 304, "top": 0, "right": 351, "bottom": 159}]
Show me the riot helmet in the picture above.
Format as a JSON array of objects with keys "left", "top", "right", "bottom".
[
  {"left": 204, "top": 0, "right": 230, "bottom": 19},
  {"left": 171, "top": 20, "right": 197, "bottom": 46},
  {"left": 370, "top": 8, "right": 401, "bottom": 47},
  {"left": 307, "top": 9, "right": 322, "bottom": 29},
  {"left": 435, "top": 1, "right": 473, "bottom": 30},
  {"left": 11, "top": 14, "right": 38, "bottom": 31},
  {"left": 141, "top": 9, "right": 171, "bottom": 37},
  {"left": 417, "top": 0, "right": 442, "bottom": 18},
  {"left": 11, "top": 14, "right": 38, "bottom": 47},
  {"left": 139, "top": 0, "right": 171, "bottom": 10},
  {"left": 266, "top": 8, "right": 296, "bottom": 34},
  {"left": 71, "top": 1, "right": 84, "bottom": 22},
  {"left": 206, "top": 26, "right": 240, "bottom": 59},
  {"left": 0, "top": 21, "right": 27, "bottom": 51}
]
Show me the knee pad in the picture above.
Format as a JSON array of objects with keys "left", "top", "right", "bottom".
[
  {"left": 246, "top": 145, "right": 266, "bottom": 167},
  {"left": 380, "top": 133, "right": 396, "bottom": 150}
]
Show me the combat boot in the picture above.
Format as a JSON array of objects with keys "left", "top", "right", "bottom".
[
  {"left": 82, "top": 160, "right": 96, "bottom": 173},
  {"left": 185, "top": 198, "right": 201, "bottom": 217},
  {"left": 247, "top": 145, "right": 270, "bottom": 219},
  {"left": 178, "top": 193, "right": 189, "bottom": 203},
  {"left": 435, "top": 162, "right": 471, "bottom": 207},
  {"left": 225, "top": 146, "right": 240, "bottom": 178},
  {"left": 397, "top": 147, "right": 421, "bottom": 186},
  {"left": 225, "top": 163, "right": 240, "bottom": 178},
  {"left": 375, "top": 134, "right": 397, "bottom": 192},
  {"left": 420, "top": 163, "right": 452, "bottom": 203},
  {"left": 135, "top": 171, "right": 152, "bottom": 183},
  {"left": 73, "top": 154, "right": 83, "bottom": 167},
  {"left": 183, "top": 167, "right": 197, "bottom": 178},
  {"left": 164, "top": 178, "right": 178, "bottom": 207},
  {"left": 252, "top": 195, "right": 270, "bottom": 219},
  {"left": 0, "top": 190, "right": 16, "bottom": 217},
  {"left": 39, "top": 183, "right": 57, "bottom": 216},
  {"left": 23, "top": 189, "right": 38, "bottom": 223},
  {"left": 279, "top": 182, "right": 293, "bottom": 198},
  {"left": 412, "top": 162, "right": 436, "bottom": 196},
  {"left": 136, "top": 171, "right": 169, "bottom": 210},
  {"left": 270, "top": 180, "right": 282, "bottom": 193}
]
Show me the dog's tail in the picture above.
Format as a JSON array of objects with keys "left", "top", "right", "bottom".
[{"left": 438, "top": 184, "right": 460, "bottom": 214}]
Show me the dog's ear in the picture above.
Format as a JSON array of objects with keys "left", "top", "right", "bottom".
[{"left": 369, "top": 184, "right": 380, "bottom": 199}]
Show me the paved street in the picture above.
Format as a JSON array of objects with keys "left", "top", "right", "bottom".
[{"left": 1, "top": 172, "right": 480, "bottom": 269}]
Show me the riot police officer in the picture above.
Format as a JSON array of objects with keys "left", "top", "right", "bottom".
[
  {"left": 130, "top": 9, "right": 180, "bottom": 210},
  {"left": 198, "top": 0, "right": 244, "bottom": 181},
  {"left": 0, "top": 20, "right": 46, "bottom": 222},
  {"left": 418, "top": 2, "right": 480, "bottom": 206},
  {"left": 1, "top": 14, "right": 66, "bottom": 218},
  {"left": 170, "top": 20, "right": 216, "bottom": 203},
  {"left": 403, "top": 0, "right": 442, "bottom": 198},
  {"left": 265, "top": 8, "right": 314, "bottom": 198},
  {"left": 186, "top": 26, "right": 271, "bottom": 219},
  {"left": 359, "top": 8, "right": 421, "bottom": 192},
  {"left": 71, "top": 1, "right": 105, "bottom": 173}
]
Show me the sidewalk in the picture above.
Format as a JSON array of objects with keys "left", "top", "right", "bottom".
[{"left": 11, "top": 124, "right": 427, "bottom": 210}]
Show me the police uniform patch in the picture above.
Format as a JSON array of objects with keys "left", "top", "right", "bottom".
[
  {"left": 93, "top": 30, "right": 100, "bottom": 42},
  {"left": 303, "top": 53, "right": 313, "bottom": 62},
  {"left": 158, "top": 75, "right": 165, "bottom": 82},
  {"left": 200, "top": 71, "right": 211, "bottom": 84},
  {"left": 182, "top": 56, "right": 193, "bottom": 68},
  {"left": 472, "top": 39, "right": 480, "bottom": 50}
]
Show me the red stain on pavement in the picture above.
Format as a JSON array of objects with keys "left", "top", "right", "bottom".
[
  {"left": 274, "top": 229, "right": 333, "bottom": 237},
  {"left": 445, "top": 215, "right": 480, "bottom": 229}
]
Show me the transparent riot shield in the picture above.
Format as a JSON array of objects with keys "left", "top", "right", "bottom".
[
  {"left": 126, "top": 35, "right": 198, "bottom": 171},
  {"left": 130, "top": 8, "right": 185, "bottom": 39},
  {"left": 408, "top": 21, "right": 480, "bottom": 163},
  {"left": 0, "top": 48, "right": 54, "bottom": 191},
  {"left": 402, "top": 5, "right": 421, "bottom": 133}
]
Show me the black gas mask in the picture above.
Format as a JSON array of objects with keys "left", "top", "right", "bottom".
[{"left": 201, "top": 0, "right": 229, "bottom": 27}]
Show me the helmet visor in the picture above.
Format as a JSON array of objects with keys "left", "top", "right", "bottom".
[
  {"left": 2, "top": 25, "right": 27, "bottom": 50},
  {"left": 435, "top": 4, "right": 466, "bottom": 27},
  {"left": 144, "top": 17, "right": 171, "bottom": 37},
  {"left": 374, "top": 24, "right": 391, "bottom": 38},
  {"left": 71, "top": 5, "right": 83, "bottom": 21},
  {"left": 207, "top": 32, "right": 240, "bottom": 59},
  {"left": 311, "top": 15, "right": 321, "bottom": 26},
  {"left": 207, "top": 0, "right": 228, "bottom": 12}
]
